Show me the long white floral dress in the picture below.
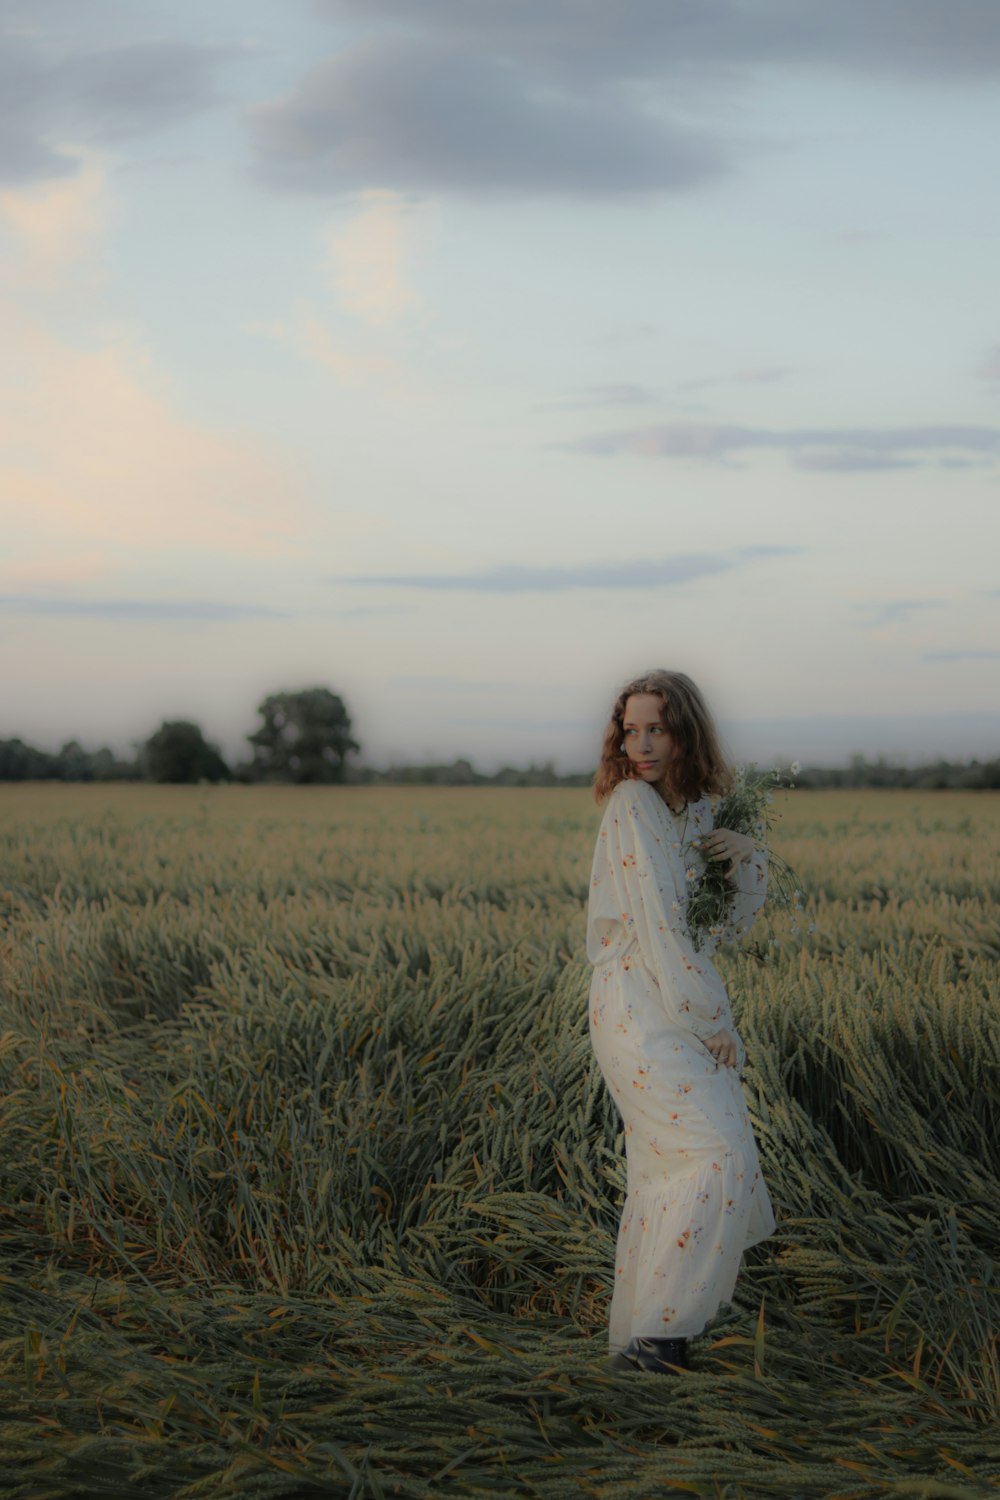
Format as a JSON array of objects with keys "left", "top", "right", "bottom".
[{"left": 587, "top": 776, "right": 775, "bottom": 1350}]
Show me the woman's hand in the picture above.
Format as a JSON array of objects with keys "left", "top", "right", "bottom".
[
  {"left": 701, "top": 827, "right": 754, "bottom": 882},
  {"left": 703, "top": 1028, "right": 739, "bottom": 1068}
]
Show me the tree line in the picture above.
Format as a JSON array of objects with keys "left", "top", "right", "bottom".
[
  {"left": 0, "top": 689, "right": 358, "bottom": 785},
  {"left": 1, "top": 687, "right": 998, "bottom": 788}
]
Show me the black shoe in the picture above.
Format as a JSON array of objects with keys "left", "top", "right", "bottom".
[{"left": 616, "top": 1336, "right": 689, "bottom": 1374}]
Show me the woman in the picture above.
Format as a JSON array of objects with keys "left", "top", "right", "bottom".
[{"left": 587, "top": 669, "right": 775, "bottom": 1375}]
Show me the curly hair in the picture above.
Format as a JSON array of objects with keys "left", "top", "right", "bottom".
[{"left": 593, "top": 669, "right": 733, "bottom": 805}]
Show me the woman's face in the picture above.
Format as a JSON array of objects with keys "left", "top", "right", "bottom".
[{"left": 622, "top": 693, "right": 676, "bottom": 784}]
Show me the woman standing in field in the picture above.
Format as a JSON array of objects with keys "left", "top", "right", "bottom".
[{"left": 587, "top": 669, "right": 775, "bottom": 1374}]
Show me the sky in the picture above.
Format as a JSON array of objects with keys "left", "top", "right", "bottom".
[{"left": 2, "top": 0, "right": 999, "bottom": 773}]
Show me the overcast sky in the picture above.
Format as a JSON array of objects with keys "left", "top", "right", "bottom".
[{"left": 2, "top": 0, "right": 999, "bottom": 771}]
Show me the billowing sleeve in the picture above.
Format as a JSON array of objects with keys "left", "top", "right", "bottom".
[{"left": 603, "top": 781, "right": 733, "bottom": 1044}]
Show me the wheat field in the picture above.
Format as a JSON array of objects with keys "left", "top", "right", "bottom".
[{"left": 0, "top": 783, "right": 998, "bottom": 1499}]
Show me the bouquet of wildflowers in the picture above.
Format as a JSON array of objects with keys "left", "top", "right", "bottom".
[{"left": 685, "top": 762, "right": 802, "bottom": 951}]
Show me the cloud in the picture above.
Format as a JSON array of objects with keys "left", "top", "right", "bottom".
[
  {"left": 0, "top": 319, "right": 312, "bottom": 555},
  {"left": 0, "top": 596, "right": 291, "bottom": 620},
  {"left": 560, "top": 422, "right": 1000, "bottom": 471},
  {"left": 324, "top": 189, "right": 421, "bottom": 326},
  {"left": 676, "top": 367, "right": 792, "bottom": 393},
  {"left": 251, "top": 302, "right": 406, "bottom": 386},
  {"left": 538, "top": 383, "right": 658, "bottom": 412},
  {"left": 922, "top": 648, "right": 1000, "bottom": 662},
  {"left": 249, "top": 37, "right": 727, "bottom": 199},
  {"left": 0, "top": 33, "right": 234, "bottom": 185},
  {"left": 319, "top": 1, "right": 1000, "bottom": 84},
  {"left": 251, "top": 2, "right": 1000, "bottom": 199},
  {"left": 860, "top": 600, "right": 943, "bottom": 628},
  {"left": 0, "top": 159, "right": 106, "bottom": 285},
  {"left": 57, "top": 40, "right": 230, "bottom": 141},
  {"left": 793, "top": 450, "right": 917, "bottom": 473},
  {"left": 328, "top": 545, "right": 798, "bottom": 593},
  {"left": 0, "top": 172, "right": 315, "bottom": 556}
]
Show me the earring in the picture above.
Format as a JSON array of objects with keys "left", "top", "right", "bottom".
[{"left": 619, "top": 742, "right": 626, "bottom": 753}]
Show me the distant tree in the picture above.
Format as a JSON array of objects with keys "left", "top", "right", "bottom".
[
  {"left": 962, "top": 757, "right": 1000, "bottom": 789},
  {"left": 0, "top": 738, "right": 53, "bottom": 780},
  {"left": 493, "top": 760, "right": 559, "bottom": 787},
  {"left": 54, "top": 739, "right": 94, "bottom": 782},
  {"left": 384, "top": 757, "right": 482, "bottom": 786},
  {"left": 0, "top": 737, "right": 142, "bottom": 781},
  {"left": 140, "top": 720, "right": 230, "bottom": 783},
  {"left": 90, "top": 746, "right": 141, "bottom": 781},
  {"left": 245, "top": 688, "right": 359, "bottom": 784}
]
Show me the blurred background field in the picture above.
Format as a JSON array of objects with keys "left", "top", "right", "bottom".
[{"left": 1, "top": 785, "right": 998, "bottom": 1499}]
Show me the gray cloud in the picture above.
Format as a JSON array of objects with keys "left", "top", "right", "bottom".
[
  {"left": 59, "top": 41, "right": 231, "bottom": 142},
  {"left": 328, "top": 545, "right": 798, "bottom": 593},
  {"left": 561, "top": 422, "right": 1000, "bottom": 471},
  {"left": 934, "top": 455, "right": 995, "bottom": 470},
  {"left": 923, "top": 648, "right": 1000, "bottom": 662},
  {"left": 253, "top": 1, "right": 1000, "bottom": 200},
  {"left": 0, "top": 41, "right": 70, "bottom": 182},
  {"left": 793, "top": 451, "right": 917, "bottom": 473},
  {"left": 0, "top": 34, "right": 234, "bottom": 184},
  {"left": 0, "top": 596, "right": 289, "bottom": 620},
  {"left": 250, "top": 38, "right": 725, "bottom": 198},
  {"left": 860, "top": 600, "right": 943, "bottom": 628},
  {"left": 320, "top": 1, "right": 1000, "bottom": 83}
]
